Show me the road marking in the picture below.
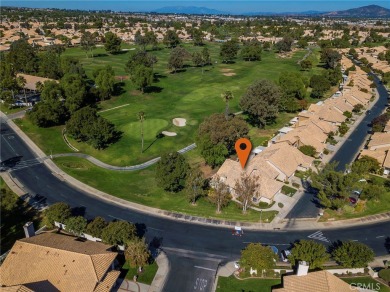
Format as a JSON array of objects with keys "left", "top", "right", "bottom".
[
  {"left": 148, "top": 227, "right": 164, "bottom": 232},
  {"left": 1, "top": 135, "right": 17, "bottom": 154},
  {"left": 376, "top": 235, "right": 385, "bottom": 238},
  {"left": 108, "top": 214, "right": 129, "bottom": 222},
  {"left": 194, "top": 266, "right": 216, "bottom": 271},
  {"left": 307, "top": 231, "right": 330, "bottom": 243}
]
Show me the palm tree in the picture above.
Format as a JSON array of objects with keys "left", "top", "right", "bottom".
[
  {"left": 138, "top": 111, "right": 145, "bottom": 153},
  {"left": 16, "top": 76, "right": 27, "bottom": 103},
  {"left": 221, "top": 90, "right": 234, "bottom": 120}
]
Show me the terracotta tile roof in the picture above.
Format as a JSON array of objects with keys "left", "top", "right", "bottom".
[
  {"left": 0, "top": 286, "right": 34, "bottom": 292},
  {"left": 368, "top": 132, "right": 390, "bottom": 149},
  {"left": 260, "top": 142, "right": 314, "bottom": 177},
  {"left": 0, "top": 233, "right": 118, "bottom": 292},
  {"left": 94, "top": 270, "right": 121, "bottom": 292},
  {"left": 16, "top": 74, "right": 58, "bottom": 91},
  {"left": 275, "top": 124, "right": 327, "bottom": 153},
  {"left": 273, "top": 270, "right": 351, "bottom": 292}
]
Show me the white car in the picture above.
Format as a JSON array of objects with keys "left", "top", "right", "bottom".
[
  {"left": 280, "top": 250, "right": 291, "bottom": 262},
  {"left": 234, "top": 261, "right": 240, "bottom": 269}
]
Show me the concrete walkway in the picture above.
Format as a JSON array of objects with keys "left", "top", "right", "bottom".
[{"left": 2, "top": 106, "right": 390, "bottom": 231}]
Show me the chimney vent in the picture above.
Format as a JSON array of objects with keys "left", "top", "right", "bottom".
[{"left": 297, "top": 261, "right": 309, "bottom": 276}]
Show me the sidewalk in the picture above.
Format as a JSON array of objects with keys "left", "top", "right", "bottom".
[{"left": 1, "top": 110, "right": 390, "bottom": 231}]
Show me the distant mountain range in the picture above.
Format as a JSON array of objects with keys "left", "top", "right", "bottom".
[{"left": 151, "top": 4, "right": 390, "bottom": 17}]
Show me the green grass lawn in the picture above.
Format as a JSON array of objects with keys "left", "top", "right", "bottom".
[
  {"left": 17, "top": 43, "right": 327, "bottom": 166},
  {"left": 216, "top": 276, "right": 281, "bottom": 292},
  {"left": 341, "top": 277, "right": 390, "bottom": 292},
  {"left": 0, "top": 177, "right": 42, "bottom": 253},
  {"left": 122, "top": 261, "right": 158, "bottom": 285},
  {"left": 53, "top": 156, "right": 277, "bottom": 222},
  {"left": 281, "top": 185, "right": 297, "bottom": 197}
]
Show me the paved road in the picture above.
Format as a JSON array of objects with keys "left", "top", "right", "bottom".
[
  {"left": 285, "top": 75, "right": 389, "bottom": 219},
  {"left": 1, "top": 80, "right": 390, "bottom": 291},
  {"left": 331, "top": 73, "right": 389, "bottom": 172}
]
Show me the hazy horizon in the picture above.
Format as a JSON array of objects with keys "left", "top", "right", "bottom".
[{"left": 2, "top": 1, "right": 390, "bottom": 14}]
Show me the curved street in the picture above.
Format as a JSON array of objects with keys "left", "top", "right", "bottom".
[{"left": 1, "top": 76, "right": 389, "bottom": 292}]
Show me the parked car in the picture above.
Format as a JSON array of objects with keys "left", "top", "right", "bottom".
[
  {"left": 280, "top": 250, "right": 291, "bottom": 262},
  {"left": 349, "top": 197, "right": 357, "bottom": 204},
  {"left": 234, "top": 262, "right": 240, "bottom": 269}
]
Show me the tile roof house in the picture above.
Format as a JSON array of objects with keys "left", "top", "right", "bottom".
[
  {"left": 16, "top": 74, "right": 58, "bottom": 91},
  {"left": 215, "top": 143, "right": 313, "bottom": 204},
  {"left": 0, "top": 232, "right": 120, "bottom": 292},
  {"left": 273, "top": 270, "right": 353, "bottom": 292},
  {"left": 367, "top": 132, "right": 390, "bottom": 150},
  {"left": 359, "top": 147, "right": 390, "bottom": 175},
  {"left": 272, "top": 123, "right": 327, "bottom": 154}
]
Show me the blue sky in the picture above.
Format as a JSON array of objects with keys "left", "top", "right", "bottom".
[{"left": 2, "top": 1, "right": 390, "bottom": 13}]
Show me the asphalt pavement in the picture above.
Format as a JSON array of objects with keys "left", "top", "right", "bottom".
[
  {"left": 331, "top": 73, "right": 389, "bottom": 172},
  {"left": 1, "top": 75, "right": 390, "bottom": 291}
]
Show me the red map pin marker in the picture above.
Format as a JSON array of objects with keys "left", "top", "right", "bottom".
[{"left": 235, "top": 138, "right": 252, "bottom": 169}]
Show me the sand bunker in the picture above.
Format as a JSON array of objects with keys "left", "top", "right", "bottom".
[
  {"left": 162, "top": 131, "right": 177, "bottom": 136},
  {"left": 173, "top": 118, "right": 187, "bottom": 127},
  {"left": 223, "top": 73, "right": 236, "bottom": 76},
  {"left": 220, "top": 68, "right": 233, "bottom": 73}
]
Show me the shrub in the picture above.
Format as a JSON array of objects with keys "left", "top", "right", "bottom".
[
  {"left": 298, "top": 145, "right": 317, "bottom": 157},
  {"left": 379, "top": 269, "right": 390, "bottom": 283},
  {"left": 323, "top": 149, "right": 330, "bottom": 155}
]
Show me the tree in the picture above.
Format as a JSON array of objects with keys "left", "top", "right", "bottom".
[
  {"left": 326, "top": 67, "right": 342, "bottom": 86},
  {"left": 240, "top": 40, "right": 262, "bottom": 61},
  {"left": 240, "top": 243, "right": 277, "bottom": 276},
  {"left": 101, "top": 221, "right": 136, "bottom": 245},
  {"left": 321, "top": 48, "right": 341, "bottom": 69},
  {"left": 86, "top": 216, "right": 108, "bottom": 238},
  {"left": 197, "top": 135, "right": 228, "bottom": 167},
  {"left": 361, "top": 183, "right": 385, "bottom": 201},
  {"left": 310, "top": 74, "right": 331, "bottom": 98},
  {"left": 191, "top": 28, "right": 204, "bottom": 46},
  {"left": 279, "top": 72, "right": 306, "bottom": 100},
  {"left": 220, "top": 39, "right": 240, "bottom": 63},
  {"left": 39, "top": 50, "right": 62, "bottom": 79},
  {"left": 371, "top": 113, "right": 390, "bottom": 132},
  {"left": 28, "top": 81, "right": 68, "bottom": 127},
  {"left": 138, "top": 111, "right": 145, "bottom": 153},
  {"left": 289, "top": 240, "right": 330, "bottom": 269},
  {"left": 104, "top": 32, "right": 122, "bottom": 54},
  {"left": 125, "top": 237, "right": 151, "bottom": 268},
  {"left": 155, "top": 152, "right": 189, "bottom": 192},
  {"left": 209, "top": 176, "right": 231, "bottom": 213},
  {"left": 61, "top": 73, "right": 87, "bottom": 113},
  {"left": 300, "top": 59, "right": 312, "bottom": 71},
  {"left": 297, "top": 39, "right": 308, "bottom": 48},
  {"left": 221, "top": 90, "right": 234, "bottom": 120},
  {"left": 197, "top": 113, "right": 249, "bottom": 157},
  {"left": 332, "top": 241, "right": 374, "bottom": 268},
  {"left": 94, "top": 65, "right": 115, "bottom": 100},
  {"left": 65, "top": 216, "right": 87, "bottom": 236},
  {"left": 234, "top": 173, "right": 259, "bottom": 213},
  {"left": 131, "top": 65, "right": 153, "bottom": 93},
  {"left": 240, "top": 79, "right": 281, "bottom": 127},
  {"left": 61, "top": 56, "right": 86, "bottom": 77},
  {"left": 311, "top": 162, "right": 359, "bottom": 210},
  {"left": 275, "top": 36, "right": 293, "bottom": 53},
  {"left": 168, "top": 47, "right": 189, "bottom": 73},
  {"left": 8, "top": 39, "right": 38, "bottom": 73},
  {"left": 43, "top": 202, "right": 72, "bottom": 228},
  {"left": 298, "top": 145, "right": 316, "bottom": 157},
  {"left": 66, "top": 107, "right": 120, "bottom": 149},
  {"left": 80, "top": 31, "right": 96, "bottom": 58},
  {"left": 125, "top": 50, "right": 157, "bottom": 72},
  {"left": 192, "top": 48, "right": 211, "bottom": 73},
  {"left": 351, "top": 155, "right": 381, "bottom": 175},
  {"left": 352, "top": 104, "right": 364, "bottom": 114},
  {"left": 163, "top": 30, "right": 181, "bottom": 48},
  {"left": 186, "top": 167, "right": 206, "bottom": 205}
]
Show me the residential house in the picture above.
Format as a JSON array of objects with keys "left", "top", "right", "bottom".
[
  {"left": 0, "top": 232, "right": 120, "bottom": 292},
  {"left": 215, "top": 142, "right": 313, "bottom": 204},
  {"left": 273, "top": 264, "right": 354, "bottom": 292},
  {"left": 367, "top": 132, "right": 390, "bottom": 150},
  {"left": 359, "top": 147, "right": 390, "bottom": 175}
]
